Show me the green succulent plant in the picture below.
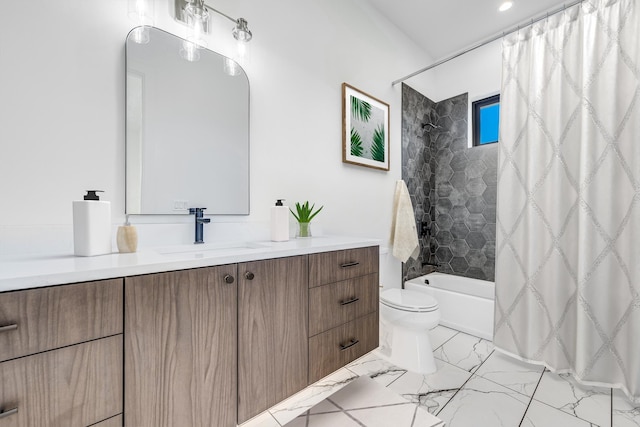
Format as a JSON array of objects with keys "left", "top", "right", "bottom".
[{"left": 290, "top": 201, "right": 323, "bottom": 223}]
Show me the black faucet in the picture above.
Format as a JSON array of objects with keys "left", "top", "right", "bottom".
[{"left": 189, "top": 207, "right": 210, "bottom": 244}]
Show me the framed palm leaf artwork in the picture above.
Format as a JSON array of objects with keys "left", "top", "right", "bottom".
[{"left": 342, "top": 83, "right": 390, "bottom": 171}]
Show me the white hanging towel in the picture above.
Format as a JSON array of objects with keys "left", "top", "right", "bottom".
[{"left": 390, "top": 180, "right": 420, "bottom": 263}]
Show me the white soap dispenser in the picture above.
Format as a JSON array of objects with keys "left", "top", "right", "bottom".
[
  {"left": 73, "top": 190, "right": 112, "bottom": 256},
  {"left": 270, "top": 199, "right": 289, "bottom": 242}
]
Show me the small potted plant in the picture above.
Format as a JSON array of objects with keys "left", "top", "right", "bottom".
[{"left": 290, "top": 201, "right": 323, "bottom": 238}]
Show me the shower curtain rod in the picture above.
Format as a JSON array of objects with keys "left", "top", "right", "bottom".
[{"left": 391, "top": 0, "right": 584, "bottom": 86}]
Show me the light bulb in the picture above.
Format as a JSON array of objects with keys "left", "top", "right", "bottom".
[
  {"left": 185, "top": 3, "right": 209, "bottom": 48},
  {"left": 236, "top": 40, "right": 246, "bottom": 59},
  {"left": 232, "top": 18, "right": 252, "bottom": 42}
]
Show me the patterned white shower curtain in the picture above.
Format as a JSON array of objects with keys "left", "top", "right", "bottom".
[{"left": 495, "top": 0, "right": 640, "bottom": 403}]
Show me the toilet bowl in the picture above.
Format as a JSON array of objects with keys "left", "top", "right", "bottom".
[{"left": 379, "top": 288, "right": 441, "bottom": 374}]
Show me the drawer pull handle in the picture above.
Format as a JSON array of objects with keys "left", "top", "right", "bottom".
[
  {"left": 340, "top": 261, "right": 360, "bottom": 268},
  {"left": 339, "top": 339, "right": 359, "bottom": 351},
  {"left": 340, "top": 297, "right": 360, "bottom": 306},
  {"left": 223, "top": 274, "right": 235, "bottom": 284},
  {"left": 244, "top": 272, "right": 255, "bottom": 280},
  {"left": 0, "top": 324, "right": 17, "bottom": 333},
  {"left": 0, "top": 407, "right": 18, "bottom": 419}
]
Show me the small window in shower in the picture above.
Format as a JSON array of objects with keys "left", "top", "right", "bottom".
[{"left": 472, "top": 94, "right": 500, "bottom": 146}]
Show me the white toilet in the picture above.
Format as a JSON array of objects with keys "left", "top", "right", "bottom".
[{"left": 379, "top": 288, "right": 441, "bottom": 374}]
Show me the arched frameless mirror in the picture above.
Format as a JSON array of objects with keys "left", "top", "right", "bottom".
[{"left": 126, "top": 26, "right": 249, "bottom": 215}]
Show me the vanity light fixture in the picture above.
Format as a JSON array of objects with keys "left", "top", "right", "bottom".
[
  {"left": 232, "top": 18, "right": 252, "bottom": 42},
  {"left": 175, "top": 0, "right": 253, "bottom": 45},
  {"left": 498, "top": 1, "right": 514, "bottom": 12},
  {"left": 183, "top": 0, "right": 210, "bottom": 48}
]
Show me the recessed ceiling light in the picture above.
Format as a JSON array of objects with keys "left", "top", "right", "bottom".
[{"left": 499, "top": 1, "right": 513, "bottom": 12}]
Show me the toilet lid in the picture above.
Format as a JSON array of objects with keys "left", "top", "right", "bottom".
[{"left": 380, "top": 289, "right": 438, "bottom": 312}]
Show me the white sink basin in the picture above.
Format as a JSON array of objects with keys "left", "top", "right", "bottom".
[{"left": 156, "top": 242, "right": 268, "bottom": 259}]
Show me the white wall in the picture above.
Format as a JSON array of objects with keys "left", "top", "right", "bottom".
[
  {"left": 0, "top": 0, "right": 435, "bottom": 287},
  {"left": 404, "top": 40, "right": 503, "bottom": 146}
]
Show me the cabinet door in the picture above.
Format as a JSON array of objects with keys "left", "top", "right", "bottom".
[
  {"left": 124, "top": 265, "right": 237, "bottom": 427},
  {"left": 0, "top": 335, "right": 122, "bottom": 427},
  {"left": 238, "top": 256, "right": 308, "bottom": 423}
]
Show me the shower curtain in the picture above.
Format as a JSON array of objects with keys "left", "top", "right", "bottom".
[{"left": 495, "top": 0, "right": 640, "bottom": 403}]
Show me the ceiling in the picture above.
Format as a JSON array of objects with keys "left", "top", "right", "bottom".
[{"left": 364, "top": 0, "right": 572, "bottom": 60}]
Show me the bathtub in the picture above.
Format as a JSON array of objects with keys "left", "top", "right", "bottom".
[{"left": 405, "top": 272, "right": 495, "bottom": 340}]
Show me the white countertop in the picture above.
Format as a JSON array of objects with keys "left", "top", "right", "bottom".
[{"left": 0, "top": 236, "right": 380, "bottom": 292}]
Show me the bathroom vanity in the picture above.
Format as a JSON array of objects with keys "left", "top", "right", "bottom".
[{"left": 0, "top": 238, "right": 379, "bottom": 426}]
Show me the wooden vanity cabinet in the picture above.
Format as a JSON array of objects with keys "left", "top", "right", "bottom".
[
  {"left": 124, "top": 265, "right": 238, "bottom": 427},
  {"left": 308, "top": 246, "right": 379, "bottom": 383},
  {"left": 0, "top": 279, "right": 123, "bottom": 427},
  {"left": 0, "top": 244, "right": 379, "bottom": 426},
  {"left": 237, "top": 256, "right": 309, "bottom": 424}
]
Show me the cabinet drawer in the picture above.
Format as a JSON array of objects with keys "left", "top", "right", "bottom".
[
  {"left": 309, "top": 312, "right": 378, "bottom": 383},
  {"left": 309, "top": 246, "right": 379, "bottom": 288},
  {"left": 0, "top": 335, "right": 123, "bottom": 427},
  {"left": 0, "top": 279, "right": 123, "bottom": 362},
  {"left": 309, "top": 273, "right": 378, "bottom": 337}
]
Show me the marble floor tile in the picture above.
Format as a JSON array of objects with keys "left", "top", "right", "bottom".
[
  {"left": 347, "top": 351, "right": 408, "bottom": 386},
  {"left": 436, "top": 375, "right": 530, "bottom": 427},
  {"left": 433, "top": 332, "right": 494, "bottom": 373},
  {"left": 429, "top": 325, "right": 459, "bottom": 350},
  {"left": 285, "top": 410, "right": 362, "bottom": 427},
  {"left": 387, "top": 358, "right": 472, "bottom": 414},
  {"left": 269, "top": 367, "right": 358, "bottom": 425},
  {"left": 474, "top": 350, "right": 544, "bottom": 397},
  {"left": 284, "top": 376, "right": 442, "bottom": 427},
  {"left": 532, "top": 371, "right": 611, "bottom": 427},
  {"left": 413, "top": 406, "right": 446, "bottom": 427},
  {"left": 308, "top": 399, "right": 342, "bottom": 415},
  {"left": 348, "top": 403, "right": 439, "bottom": 427},
  {"left": 612, "top": 389, "right": 640, "bottom": 427},
  {"left": 521, "top": 400, "right": 595, "bottom": 427},
  {"left": 251, "top": 326, "right": 637, "bottom": 427},
  {"left": 329, "top": 375, "right": 408, "bottom": 409},
  {"left": 240, "top": 411, "right": 281, "bottom": 427}
]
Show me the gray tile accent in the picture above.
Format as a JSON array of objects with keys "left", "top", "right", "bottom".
[{"left": 402, "top": 84, "right": 497, "bottom": 281}]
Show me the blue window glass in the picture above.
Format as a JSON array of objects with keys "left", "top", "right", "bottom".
[
  {"left": 479, "top": 104, "right": 499, "bottom": 144},
  {"left": 473, "top": 95, "right": 500, "bottom": 146}
]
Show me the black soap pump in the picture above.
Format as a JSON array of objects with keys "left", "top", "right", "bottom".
[{"left": 270, "top": 199, "right": 289, "bottom": 242}]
